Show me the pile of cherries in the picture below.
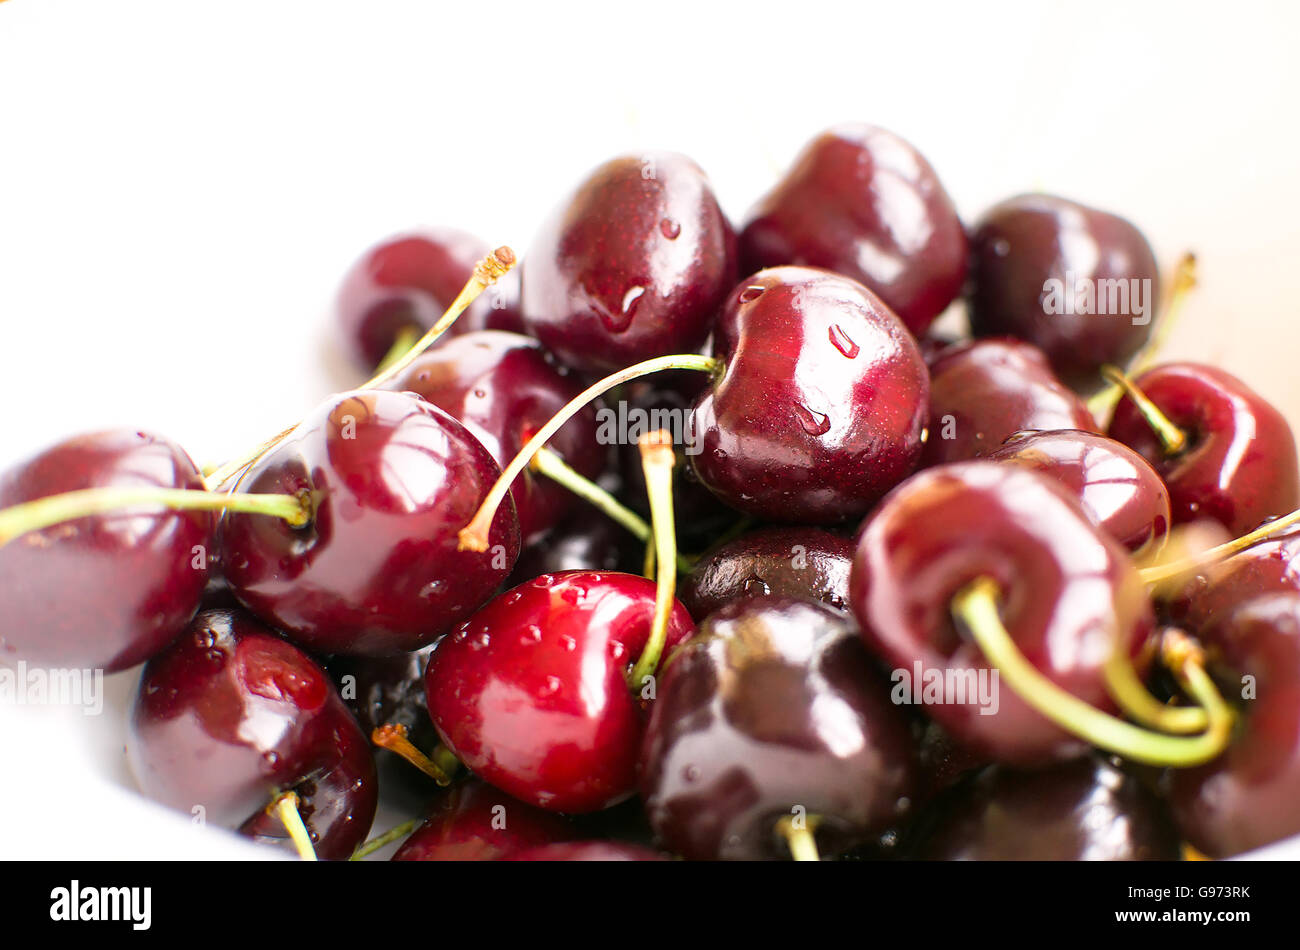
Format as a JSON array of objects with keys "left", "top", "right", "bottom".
[{"left": 4, "top": 124, "right": 1300, "bottom": 862}]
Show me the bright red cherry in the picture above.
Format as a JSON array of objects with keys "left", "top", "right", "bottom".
[
  {"left": 739, "top": 124, "right": 968, "bottom": 337},
  {"left": 220, "top": 389, "right": 520, "bottom": 656},
  {"left": 968, "top": 194, "right": 1160, "bottom": 388},
  {"left": 424, "top": 571, "right": 695, "bottom": 813},
  {"left": 520, "top": 152, "right": 737, "bottom": 376},
  {"left": 336, "top": 227, "right": 523, "bottom": 370},
  {"left": 1107, "top": 363, "right": 1300, "bottom": 536},
  {"left": 391, "top": 779, "right": 574, "bottom": 861},
  {"left": 0, "top": 430, "right": 209, "bottom": 672},
  {"left": 128, "top": 609, "right": 378, "bottom": 860}
]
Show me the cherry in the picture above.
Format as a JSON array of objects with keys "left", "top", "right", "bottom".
[
  {"left": 1106, "top": 363, "right": 1300, "bottom": 536},
  {"left": 738, "top": 124, "right": 968, "bottom": 337},
  {"left": 336, "top": 228, "right": 524, "bottom": 371},
  {"left": 521, "top": 152, "right": 736, "bottom": 376},
  {"left": 1169, "top": 593, "right": 1300, "bottom": 857},
  {"left": 690, "top": 266, "right": 929, "bottom": 523},
  {"left": 128, "top": 608, "right": 377, "bottom": 860},
  {"left": 912, "top": 757, "right": 1180, "bottom": 860},
  {"left": 391, "top": 778, "right": 574, "bottom": 861},
  {"left": 849, "top": 461, "right": 1155, "bottom": 764},
  {"left": 219, "top": 388, "right": 520, "bottom": 656},
  {"left": 987, "top": 429, "right": 1171, "bottom": 553},
  {"left": 916, "top": 720, "right": 990, "bottom": 803},
  {"left": 922, "top": 338, "right": 1098, "bottom": 467},
  {"left": 0, "top": 430, "right": 210, "bottom": 672},
  {"left": 680, "top": 525, "right": 854, "bottom": 620},
  {"left": 424, "top": 570, "right": 695, "bottom": 812},
  {"left": 384, "top": 330, "right": 605, "bottom": 544},
  {"left": 1165, "top": 528, "right": 1300, "bottom": 632},
  {"left": 504, "top": 842, "right": 667, "bottom": 861},
  {"left": 640, "top": 597, "right": 917, "bottom": 861},
  {"left": 968, "top": 194, "right": 1160, "bottom": 387}
]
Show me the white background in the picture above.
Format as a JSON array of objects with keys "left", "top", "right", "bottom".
[{"left": 1, "top": 0, "right": 1298, "bottom": 858}]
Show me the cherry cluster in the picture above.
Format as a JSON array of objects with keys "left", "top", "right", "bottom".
[{"left": 3, "top": 124, "right": 1299, "bottom": 862}]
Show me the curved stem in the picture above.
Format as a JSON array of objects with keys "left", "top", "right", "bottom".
[
  {"left": 775, "top": 815, "right": 821, "bottom": 862},
  {"left": 268, "top": 791, "right": 317, "bottom": 861},
  {"left": 1103, "top": 638, "right": 1208, "bottom": 734},
  {"left": 371, "top": 723, "right": 454, "bottom": 786},
  {"left": 0, "top": 486, "right": 310, "bottom": 547},
  {"left": 349, "top": 818, "right": 420, "bottom": 861},
  {"left": 1141, "top": 505, "right": 1300, "bottom": 585},
  {"left": 1099, "top": 364, "right": 1188, "bottom": 454},
  {"left": 628, "top": 431, "right": 679, "bottom": 690},
  {"left": 952, "top": 577, "right": 1233, "bottom": 767},
  {"left": 202, "top": 247, "right": 516, "bottom": 492},
  {"left": 458, "top": 353, "right": 723, "bottom": 552},
  {"left": 374, "top": 325, "right": 421, "bottom": 376}
]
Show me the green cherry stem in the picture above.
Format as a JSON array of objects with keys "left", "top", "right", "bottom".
[
  {"left": 1140, "top": 505, "right": 1300, "bottom": 586},
  {"left": 268, "top": 790, "right": 317, "bottom": 861},
  {"left": 373, "top": 325, "right": 422, "bottom": 377},
  {"left": 0, "top": 486, "right": 311, "bottom": 548},
  {"left": 458, "top": 352, "right": 723, "bottom": 552},
  {"left": 1097, "top": 364, "right": 1188, "bottom": 455},
  {"left": 952, "top": 577, "right": 1234, "bottom": 767},
  {"left": 349, "top": 818, "right": 420, "bottom": 861},
  {"left": 627, "top": 430, "right": 679, "bottom": 691},
  {"left": 1103, "top": 638, "right": 1208, "bottom": 735},
  {"left": 775, "top": 815, "right": 821, "bottom": 862}
]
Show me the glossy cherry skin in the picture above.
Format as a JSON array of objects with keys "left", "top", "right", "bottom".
[
  {"left": 680, "top": 526, "right": 854, "bottom": 621},
  {"left": 640, "top": 598, "right": 917, "bottom": 860},
  {"left": 128, "top": 609, "right": 378, "bottom": 860},
  {"left": 1165, "top": 528, "right": 1300, "bottom": 632},
  {"left": 521, "top": 152, "right": 737, "bottom": 376},
  {"left": 504, "top": 842, "right": 667, "bottom": 861},
  {"left": 987, "top": 429, "right": 1171, "bottom": 553},
  {"left": 690, "top": 267, "right": 929, "bottom": 524},
  {"left": 922, "top": 338, "right": 1099, "bottom": 466},
  {"left": 850, "top": 462, "right": 1155, "bottom": 764},
  {"left": 0, "top": 430, "right": 209, "bottom": 672},
  {"left": 220, "top": 389, "right": 520, "bottom": 656},
  {"left": 1107, "top": 363, "right": 1300, "bottom": 536},
  {"left": 912, "top": 757, "right": 1180, "bottom": 860},
  {"left": 739, "top": 124, "right": 967, "bottom": 337},
  {"left": 1170, "top": 594, "right": 1300, "bottom": 857},
  {"left": 425, "top": 571, "right": 695, "bottom": 813},
  {"left": 968, "top": 194, "right": 1160, "bottom": 388},
  {"left": 336, "top": 227, "right": 524, "bottom": 370},
  {"left": 385, "top": 330, "right": 605, "bottom": 544},
  {"left": 391, "top": 779, "right": 574, "bottom": 861}
]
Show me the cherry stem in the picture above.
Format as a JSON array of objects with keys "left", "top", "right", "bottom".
[
  {"left": 1099, "top": 365, "right": 1188, "bottom": 455},
  {"left": 951, "top": 576, "right": 1234, "bottom": 767},
  {"left": 268, "top": 790, "right": 317, "bottom": 861},
  {"left": 1103, "top": 632, "right": 1208, "bottom": 735},
  {"left": 1088, "top": 252, "right": 1198, "bottom": 421},
  {"left": 774, "top": 815, "right": 821, "bottom": 862},
  {"left": 201, "top": 247, "right": 516, "bottom": 492},
  {"left": 0, "top": 486, "right": 310, "bottom": 547},
  {"left": 374, "top": 325, "right": 422, "bottom": 376},
  {"left": 1140, "top": 505, "right": 1300, "bottom": 586},
  {"left": 371, "top": 723, "right": 455, "bottom": 786},
  {"left": 458, "top": 352, "right": 723, "bottom": 553},
  {"left": 627, "top": 431, "right": 679, "bottom": 691},
  {"left": 349, "top": 817, "right": 420, "bottom": 861}
]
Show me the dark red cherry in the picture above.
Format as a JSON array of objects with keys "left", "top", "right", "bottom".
[
  {"left": 1107, "top": 363, "right": 1300, "bottom": 535},
  {"left": 1165, "top": 527, "right": 1300, "bottom": 632},
  {"left": 336, "top": 227, "right": 523, "bottom": 370},
  {"left": 391, "top": 778, "right": 574, "bottom": 861},
  {"left": 680, "top": 525, "right": 854, "bottom": 620},
  {"left": 849, "top": 461, "right": 1155, "bottom": 764},
  {"left": 921, "top": 338, "right": 1099, "bottom": 466},
  {"left": 916, "top": 720, "right": 990, "bottom": 803},
  {"left": 968, "top": 194, "right": 1160, "bottom": 388},
  {"left": 987, "top": 429, "right": 1171, "bottom": 553},
  {"left": 504, "top": 842, "right": 667, "bottom": 861},
  {"left": 0, "top": 430, "right": 209, "bottom": 672},
  {"left": 425, "top": 571, "right": 695, "bottom": 813},
  {"left": 220, "top": 389, "right": 520, "bottom": 656},
  {"left": 640, "top": 598, "right": 917, "bottom": 860},
  {"left": 913, "top": 757, "right": 1180, "bottom": 860},
  {"left": 521, "top": 152, "right": 737, "bottom": 375},
  {"left": 1170, "top": 593, "right": 1300, "bottom": 857},
  {"left": 384, "top": 330, "right": 605, "bottom": 544},
  {"left": 508, "top": 508, "right": 642, "bottom": 585},
  {"left": 689, "top": 266, "right": 929, "bottom": 524},
  {"left": 128, "top": 609, "right": 377, "bottom": 860},
  {"left": 739, "top": 124, "right": 968, "bottom": 337}
]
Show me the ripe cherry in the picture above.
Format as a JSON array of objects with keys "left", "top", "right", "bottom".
[
  {"left": 0, "top": 430, "right": 210, "bottom": 672},
  {"left": 1106, "top": 363, "right": 1300, "bottom": 536},
  {"left": 220, "top": 389, "right": 520, "bottom": 656},
  {"left": 391, "top": 778, "right": 574, "bottom": 861},
  {"left": 968, "top": 194, "right": 1160, "bottom": 387},
  {"left": 424, "top": 571, "right": 695, "bottom": 813},
  {"left": 337, "top": 228, "right": 523, "bottom": 370},
  {"left": 739, "top": 124, "right": 968, "bottom": 337},
  {"left": 639, "top": 598, "right": 918, "bottom": 860},
  {"left": 1165, "top": 528, "right": 1300, "bottom": 632},
  {"left": 922, "top": 338, "right": 1098, "bottom": 467},
  {"left": 521, "top": 152, "right": 736, "bottom": 376},
  {"left": 128, "top": 608, "right": 378, "bottom": 860}
]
